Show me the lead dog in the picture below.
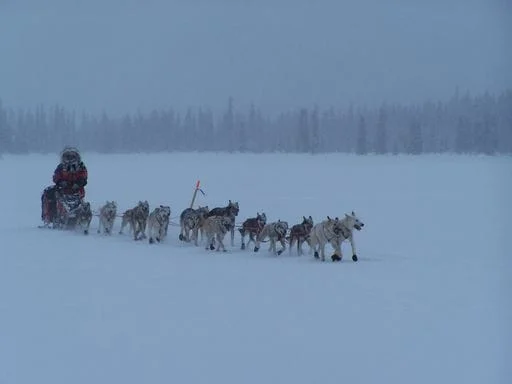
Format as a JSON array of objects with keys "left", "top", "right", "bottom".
[{"left": 308, "top": 212, "right": 364, "bottom": 262}]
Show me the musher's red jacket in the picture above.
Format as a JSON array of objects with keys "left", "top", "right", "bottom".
[{"left": 53, "top": 162, "right": 88, "bottom": 198}]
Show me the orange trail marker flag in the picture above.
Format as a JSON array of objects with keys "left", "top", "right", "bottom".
[{"left": 189, "top": 180, "right": 205, "bottom": 208}]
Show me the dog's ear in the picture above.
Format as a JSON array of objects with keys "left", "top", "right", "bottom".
[
  {"left": 303, "top": 215, "right": 306, "bottom": 221},
  {"left": 351, "top": 211, "right": 355, "bottom": 216},
  {"left": 309, "top": 215, "right": 312, "bottom": 220},
  {"left": 327, "top": 216, "right": 331, "bottom": 221}
]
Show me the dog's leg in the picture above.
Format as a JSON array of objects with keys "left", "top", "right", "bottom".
[
  {"left": 191, "top": 227, "right": 197, "bottom": 246},
  {"left": 132, "top": 219, "right": 140, "bottom": 241},
  {"left": 216, "top": 233, "right": 226, "bottom": 252},
  {"left": 254, "top": 237, "right": 260, "bottom": 253},
  {"left": 331, "top": 238, "right": 343, "bottom": 262},
  {"left": 179, "top": 221, "right": 185, "bottom": 241},
  {"left": 205, "top": 233, "right": 215, "bottom": 251},
  {"left": 247, "top": 232, "right": 255, "bottom": 249},
  {"left": 183, "top": 222, "right": 190, "bottom": 242},
  {"left": 231, "top": 224, "right": 235, "bottom": 247},
  {"left": 308, "top": 232, "right": 318, "bottom": 258},
  {"left": 141, "top": 219, "right": 148, "bottom": 239},
  {"left": 204, "top": 232, "right": 210, "bottom": 250},
  {"left": 277, "top": 238, "right": 285, "bottom": 256},
  {"left": 349, "top": 235, "right": 358, "bottom": 262},
  {"left": 320, "top": 240, "right": 327, "bottom": 262},
  {"left": 210, "top": 234, "right": 216, "bottom": 250},
  {"left": 148, "top": 219, "right": 154, "bottom": 244},
  {"left": 239, "top": 228, "right": 246, "bottom": 250},
  {"left": 268, "top": 236, "right": 276, "bottom": 255},
  {"left": 84, "top": 217, "right": 91, "bottom": 235},
  {"left": 97, "top": 215, "right": 103, "bottom": 234},
  {"left": 251, "top": 232, "right": 258, "bottom": 248},
  {"left": 119, "top": 217, "right": 127, "bottom": 234}
]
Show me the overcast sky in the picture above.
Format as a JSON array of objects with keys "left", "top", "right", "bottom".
[{"left": 1, "top": 0, "right": 510, "bottom": 116}]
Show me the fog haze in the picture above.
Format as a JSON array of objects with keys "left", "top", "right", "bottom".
[{"left": 1, "top": 0, "right": 510, "bottom": 116}]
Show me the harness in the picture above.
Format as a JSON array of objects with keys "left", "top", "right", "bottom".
[
  {"left": 291, "top": 222, "right": 311, "bottom": 237},
  {"left": 322, "top": 222, "right": 340, "bottom": 242},
  {"left": 339, "top": 223, "right": 351, "bottom": 239},
  {"left": 274, "top": 223, "right": 287, "bottom": 240},
  {"left": 323, "top": 221, "right": 351, "bottom": 242},
  {"left": 243, "top": 217, "right": 265, "bottom": 234},
  {"left": 156, "top": 212, "right": 167, "bottom": 225}
]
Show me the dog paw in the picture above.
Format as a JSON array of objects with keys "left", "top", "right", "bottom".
[
  {"left": 331, "top": 254, "right": 341, "bottom": 262},
  {"left": 241, "top": 243, "right": 246, "bottom": 250},
  {"left": 352, "top": 254, "right": 358, "bottom": 262},
  {"left": 149, "top": 238, "right": 154, "bottom": 244},
  {"left": 277, "top": 250, "right": 283, "bottom": 256},
  {"left": 254, "top": 247, "right": 259, "bottom": 252},
  {"left": 209, "top": 244, "right": 215, "bottom": 250},
  {"left": 84, "top": 229, "right": 89, "bottom": 235},
  {"left": 179, "top": 234, "right": 184, "bottom": 241},
  {"left": 314, "top": 251, "right": 319, "bottom": 259}
]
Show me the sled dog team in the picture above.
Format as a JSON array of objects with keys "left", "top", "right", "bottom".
[{"left": 94, "top": 199, "right": 365, "bottom": 262}]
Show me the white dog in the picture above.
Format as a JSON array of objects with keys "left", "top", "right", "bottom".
[
  {"left": 254, "top": 220, "right": 289, "bottom": 256},
  {"left": 97, "top": 201, "right": 117, "bottom": 235},
  {"left": 147, "top": 205, "right": 171, "bottom": 244},
  {"left": 309, "top": 212, "right": 364, "bottom": 262}
]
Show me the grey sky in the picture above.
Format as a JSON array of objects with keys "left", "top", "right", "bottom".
[{"left": 1, "top": 0, "right": 510, "bottom": 116}]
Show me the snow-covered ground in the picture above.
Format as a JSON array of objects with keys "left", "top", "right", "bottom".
[{"left": 1, "top": 152, "right": 510, "bottom": 384}]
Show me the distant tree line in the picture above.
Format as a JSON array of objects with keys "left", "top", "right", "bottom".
[{"left": 0, "top": 89, "right": 511, "bottom": 155}]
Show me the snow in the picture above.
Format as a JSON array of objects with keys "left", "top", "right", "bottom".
[{"left": 1, "top": 152, "right": 510, "bottom": 384}]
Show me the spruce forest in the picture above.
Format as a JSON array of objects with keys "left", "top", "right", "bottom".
[{"left": 1, "top": 89, "right": 511, "bottom": 155}]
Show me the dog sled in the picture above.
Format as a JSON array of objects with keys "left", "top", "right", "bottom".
[{"left": 40, "top": 190, "right": 92, "bottom": 233}]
